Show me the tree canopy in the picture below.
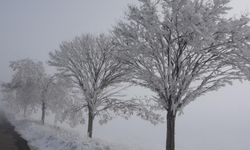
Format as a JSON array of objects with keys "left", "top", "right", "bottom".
[{"left": 113, "top": 0, "right": 250, "bottom": 149}]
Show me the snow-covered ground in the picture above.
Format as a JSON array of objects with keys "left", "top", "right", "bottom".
[{"left": 6, "top": 115, "right": 140, "bottom": 150}]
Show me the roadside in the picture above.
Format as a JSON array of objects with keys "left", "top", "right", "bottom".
[
  {"left": 7, "top": 116, "right": 139, "bottom": 150},
  {"left": 0, "top": 112, "right": 31, "bottom": 150}
]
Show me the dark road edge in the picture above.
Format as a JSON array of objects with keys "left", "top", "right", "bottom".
[{"left": 0, "top": 111, "right": 31, "bottom": 150}]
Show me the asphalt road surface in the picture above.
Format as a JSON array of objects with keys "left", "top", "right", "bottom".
[{"left": 0, "top": 112, "right": 31, "bottom": 150}]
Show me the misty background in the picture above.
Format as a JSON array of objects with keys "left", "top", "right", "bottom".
[{"left": 0, "top": 0, "right": 250, "bottom": 150}]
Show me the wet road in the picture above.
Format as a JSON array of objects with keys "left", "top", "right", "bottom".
[{"left": 0, "top": 112, "right": 31, "bottom": 150}]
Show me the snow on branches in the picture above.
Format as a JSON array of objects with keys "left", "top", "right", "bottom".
[
  {"left": 114, "top": 1, "right": 250, "bottom": 149},
  {"left": 114, "top": 0, "right": 250, "bottom": 114},
  {"left": 49, "top": 34, "right": 156, "bottom": 137}
]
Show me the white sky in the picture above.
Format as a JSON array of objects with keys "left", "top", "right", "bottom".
[{"left": 1, "top": 0, "right": 250, "bottom": 150}]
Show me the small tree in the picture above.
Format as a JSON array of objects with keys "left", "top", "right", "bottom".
[
  {"left": 49, "top": 34, "right": 131, "bottom": 138},
  {"left": 1, "top": 59, "right": 45, "bottom": 117},
  {"left": 39, "top": 74, "right": 72, "bottom": 125},
  {"left": 113, "top": 0, "right": 250, "bottom": 150},
  {"left": 1, "top": 59, "right": 73, "bottom": 124},
  {"left": 39, "top": 75, "right": 54, "bottom": 124}
]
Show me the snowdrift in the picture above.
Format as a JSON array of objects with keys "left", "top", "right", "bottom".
[{"left": 8, "top": 117, "right": 135, "bottom": 150}]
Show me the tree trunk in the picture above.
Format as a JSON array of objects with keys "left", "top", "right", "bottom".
[
  {"left": 23, "top": 106, "right": 27, "bottom": 117},
  {"left": 87, "top": 107, "right": 94, "bottom": 138},
  {"left": 166, "top": 111, "right": 176, "bottom": 150},
  {"left": 41, "top": 101, "right": 46, "bottom": 125}
]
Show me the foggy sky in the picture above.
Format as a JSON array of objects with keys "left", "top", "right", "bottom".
[{"left": 1, "top": 0, "right": 250, "bottom": 150}]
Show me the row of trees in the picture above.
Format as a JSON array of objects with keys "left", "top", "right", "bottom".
[
  {"left": 1, "top": 35, "right": 160, "bottom": 138},
  {"left": 2, "top": 0, "right": 250, "bottom": 150}
]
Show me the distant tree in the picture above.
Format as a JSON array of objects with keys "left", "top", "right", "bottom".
[
  {"left": 49, "top": 34, "right": 132, "bottom": 138},
  {"left": 113, "top": 0, "right": 250, "bottom": 150},
  {"left": 1, "top": 59, "right": 45, "bottom": 117},
  {"left": 39, "top": 74, "right": 72, "bottom": 125},
  {"left": 1, "top": 59, "right": 72, "bottom": 124},
  {"left": 39, "top": 75, "right": 55, "bottom": 124}
]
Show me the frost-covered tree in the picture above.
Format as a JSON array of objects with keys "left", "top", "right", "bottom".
[
  {"left": 49, "top": 34, "right": 131, "bottom": 138},
  {"left": 113, "top": 0, "right": 250, "bottom": 150},
  {"left": 1, "top": 59, "right": 72, "bottom": 124},
  {"left": 1, "top": 59, "right": 45, "bottom": 117},
  {"left": 39, "top": 75, "right": 54, "bottom": 124},
  {"left": 39, "top": 74, "right": 72, "bottom": 125}
]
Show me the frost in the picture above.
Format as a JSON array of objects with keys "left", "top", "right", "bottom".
[
  {"left": 114, "top": 0, "right": 250, "bottom": 116},
  {"left": 114, "top": 0, "right": 250, "bottom": 149},
  {"left": 48, "top": 34, "right": 134, "bottom": 137},
  {"left": 7, "top": 115, "right": 139, "bottom": 150}
]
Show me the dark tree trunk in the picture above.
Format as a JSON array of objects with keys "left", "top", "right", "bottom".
[
  {"left": 87, "top": 107, "right": 94, "bottom": 138},
  {"left": 41, "top": 101, "right": 46, "bottom": 125},
  {"left": 166, "top": 111, "right": 176, "bottom": 150}
]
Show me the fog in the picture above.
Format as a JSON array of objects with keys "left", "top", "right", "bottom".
[{"left": 1, "top": 0, "right": 250, "bottom": 150}]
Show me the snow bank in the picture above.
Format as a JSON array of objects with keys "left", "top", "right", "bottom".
[{"left": 8, "top": 116, "right": 137, "bottom": 150}]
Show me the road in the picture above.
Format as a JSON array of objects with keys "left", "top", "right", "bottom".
[{"left": 0, "top": 112, "right": 31, "bottom": 150}]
